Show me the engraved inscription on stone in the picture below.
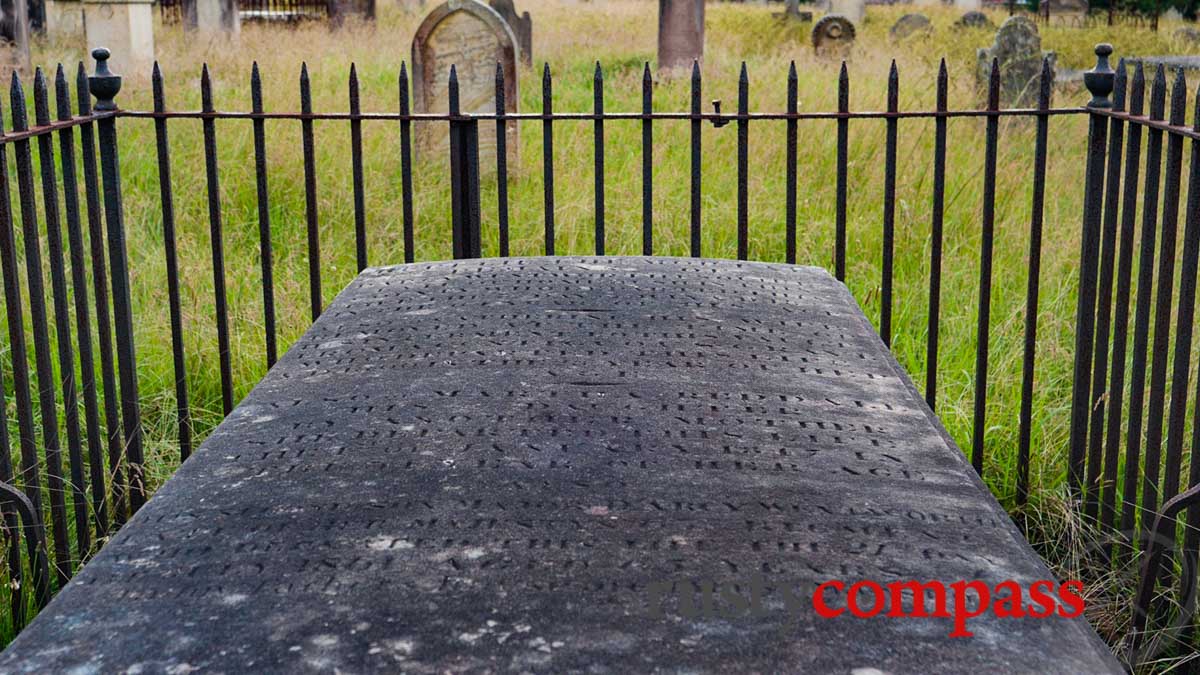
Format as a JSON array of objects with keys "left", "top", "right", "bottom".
[
  {"left": 412, "top": 0, "right": 518, "bottom": 166},
  {"left": 0, "top": 258, "right": 1120, "bottom": 673}
]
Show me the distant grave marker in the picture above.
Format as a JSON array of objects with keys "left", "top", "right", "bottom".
[
  {"left": 657, "top": 0, "right": 703, "bottom": 72},
  {"left": 1043, "top": 0, "right": 1088, "bottom": 26},
  {"left": 977, "top": 16, "right": 1055, "bottom": 107},
  {"left": 890, "top": 13, "right": 931, "bottom": 41},
  {"left": 488, "top": 0, "right": 531, "bottom": 67},
  {"left": 955, "top": 10, "right": 993, "bottom": 29},
  {"left": 412, "top": 0, "right": 518, "bottom": 167},
  {"left": 83, "top": 0, "right": 155, "bottom": 74},
  {"left": 812, "top": 14, "right": 855, "bottom": 57}
]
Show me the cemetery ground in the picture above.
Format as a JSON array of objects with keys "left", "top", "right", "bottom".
[{"left": 9, "top": 0, "right": 1200, "bottom": 664}]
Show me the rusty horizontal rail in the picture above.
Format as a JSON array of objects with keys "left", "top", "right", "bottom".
[{"left": 117, "top": 108, "right": 1087, "bottom": 122}]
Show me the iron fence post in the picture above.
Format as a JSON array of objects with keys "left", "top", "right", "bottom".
[
  {"left": 88, "top": 48, "right": 146, "bottom": 515},
  {"left": 448, "top": 65, "right": 481, "bottom": 260},
  {"left": 1068, "top": 44, "right": 1115, "bottom": 496}
]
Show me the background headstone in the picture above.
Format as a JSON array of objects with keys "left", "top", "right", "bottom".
[
  {"left": 44, "top": 0, "right": 85, "bottom": 36},
  {"left": 954, "top": 0, "right": 982, "bottom": 9},
  {"left": 412, "top": 0, "right": 518, "bottom": 167},
  {"left": 657, "top": 0, "right": 703, "bottom": 72},
  {"left": 1042, "top": 0, "right": 1087, "bottom": 25},
  {"left": 828, "top": 0, "right": 864, "bottom": 22},
  {"left": 488, "top": 0, "right": 531, "bottom": 67},
  {"left": 183, "top": 0, "right": 239, "bottom": 33},
  {"left": 890, "top": 13, "right": 931, "bottom": 40},
  {"left": 977, "top": 16, "right": 1055, "bottom": 107},
  {"left": 812, "top": 13, "right": 855, "bottom": 57},
  {"left": 84, "top": 0, "right": 155, "bottom": 74},
  {"left": 0, "top": 0, "right": 31, "bottom": 77},
  {"left": 328, "top": 0, "right": 375, "bottom": 25},
  {"left": 955, "top": 10, "right": 993, "bottom": 28}
]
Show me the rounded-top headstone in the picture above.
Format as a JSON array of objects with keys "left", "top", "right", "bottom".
[
  {"left": 812, "top": 14, "right": 856, "bottom": 57},
  {"left": 411, "top": 0, "right": 519, "bottom": 164},
  {"left": 889, "top": 13, "right": 932, "bottom": 41}
]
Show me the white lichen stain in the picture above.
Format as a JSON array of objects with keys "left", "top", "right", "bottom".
[
  {"left": 219, "top": 593, "right": 248, "bottom": 606},
  {"left": 366, "top": 536, "right": 413, "bottom": 551},
  {"left": 310, "top": 634, "right": 339, "bottom": 648},
  {"left": 851, "top": 669, "right": 890, "bottom": 675},
  {"left": 165, "top": 665, "right": 200, "bottom": 674},
  {"left": 463, "top": 547, "right": 487, "bottom": 560}
]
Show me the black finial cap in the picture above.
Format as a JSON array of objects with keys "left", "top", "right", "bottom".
[
  {"left": 1084, "top": 43, "right": 1115, "bottom": 109},
  {"left": 88, "top": 47, "right": 121, "bottom": 111}
]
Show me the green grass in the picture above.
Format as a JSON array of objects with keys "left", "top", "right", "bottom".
[{"left": 4, "top": 0, "right": 1200, "bottom": 665}]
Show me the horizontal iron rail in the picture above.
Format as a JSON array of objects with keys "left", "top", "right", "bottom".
[
  {"left": 1094, "top": 108, "right": 1200, "bottom": 140},
  {"left": 115, "top": 108, "right": 1088, "bottom": 122},
  {"left": 0, "top": 112, "right": 118, "bottom": 143}
]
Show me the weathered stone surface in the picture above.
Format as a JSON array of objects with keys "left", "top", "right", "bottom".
[
  {"left": 488, "top": 0, "right": 531, "bottom": 67},
  {"left": 412, "top": 0, "right": 518, "bottom": 166},
  {"left": 183, "top": 0, "right": 239, "bottom": 34},
  {"left": 657, "top": 0, "right": 703, "bottom": 72},
  {"left": 890, "top": 12, "right": 931, "bottom": 40},
  {"left": 83, "top": 0, "right": 155, "bottom": 74},
  {"left": 0, "top": 257, "right": 1120, "bottom": 672},
  {"left": 977, "top": 16, "right": 1055, "bottom": 107}
]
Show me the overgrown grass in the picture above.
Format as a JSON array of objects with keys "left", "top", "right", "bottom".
[{"left": 5, "top": 0, "right": 1200, "bottom": 666}]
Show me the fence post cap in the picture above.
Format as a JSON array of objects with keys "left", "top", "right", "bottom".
[
  {"left": 1084, "top": 43, "right": 1115, "bottom": 109},
  {"left": 88, "top": 47, "right": 121, "bottom": 111}
]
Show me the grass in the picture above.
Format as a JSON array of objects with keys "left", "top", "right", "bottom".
[{"left": 5, "top": 0, "right": 1200, "bottom": 666}]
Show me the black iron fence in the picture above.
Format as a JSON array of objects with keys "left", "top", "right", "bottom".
[{"left": 0, "top": 44, "right": 1195, "bottom": 662}]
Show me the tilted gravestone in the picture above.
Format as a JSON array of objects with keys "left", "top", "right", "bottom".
[
  {"left": 412, "top": 0, "right": 518, "bottom": 167},
  {"left": 183, "top": 0, "right": 239, "bottom": 34},
  {"left": 488, "top": 0, "right": 531, "bottom": 67},
  {"left": 977, "top": 16, "right": 1055, "bottom": 107},
  {"left": 0, "top": 258, "right": 1123, "bottom": 672},
  {"left": 658, "top": 0, "right": 703, "bottom": 72},
  {"left": 890, "top": 13, "right": 932, "bottom": 41}
]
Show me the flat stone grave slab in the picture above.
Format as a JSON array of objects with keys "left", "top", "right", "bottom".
[{"left": 0, "top": 257, "right": 1120, "bottom": 672}]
